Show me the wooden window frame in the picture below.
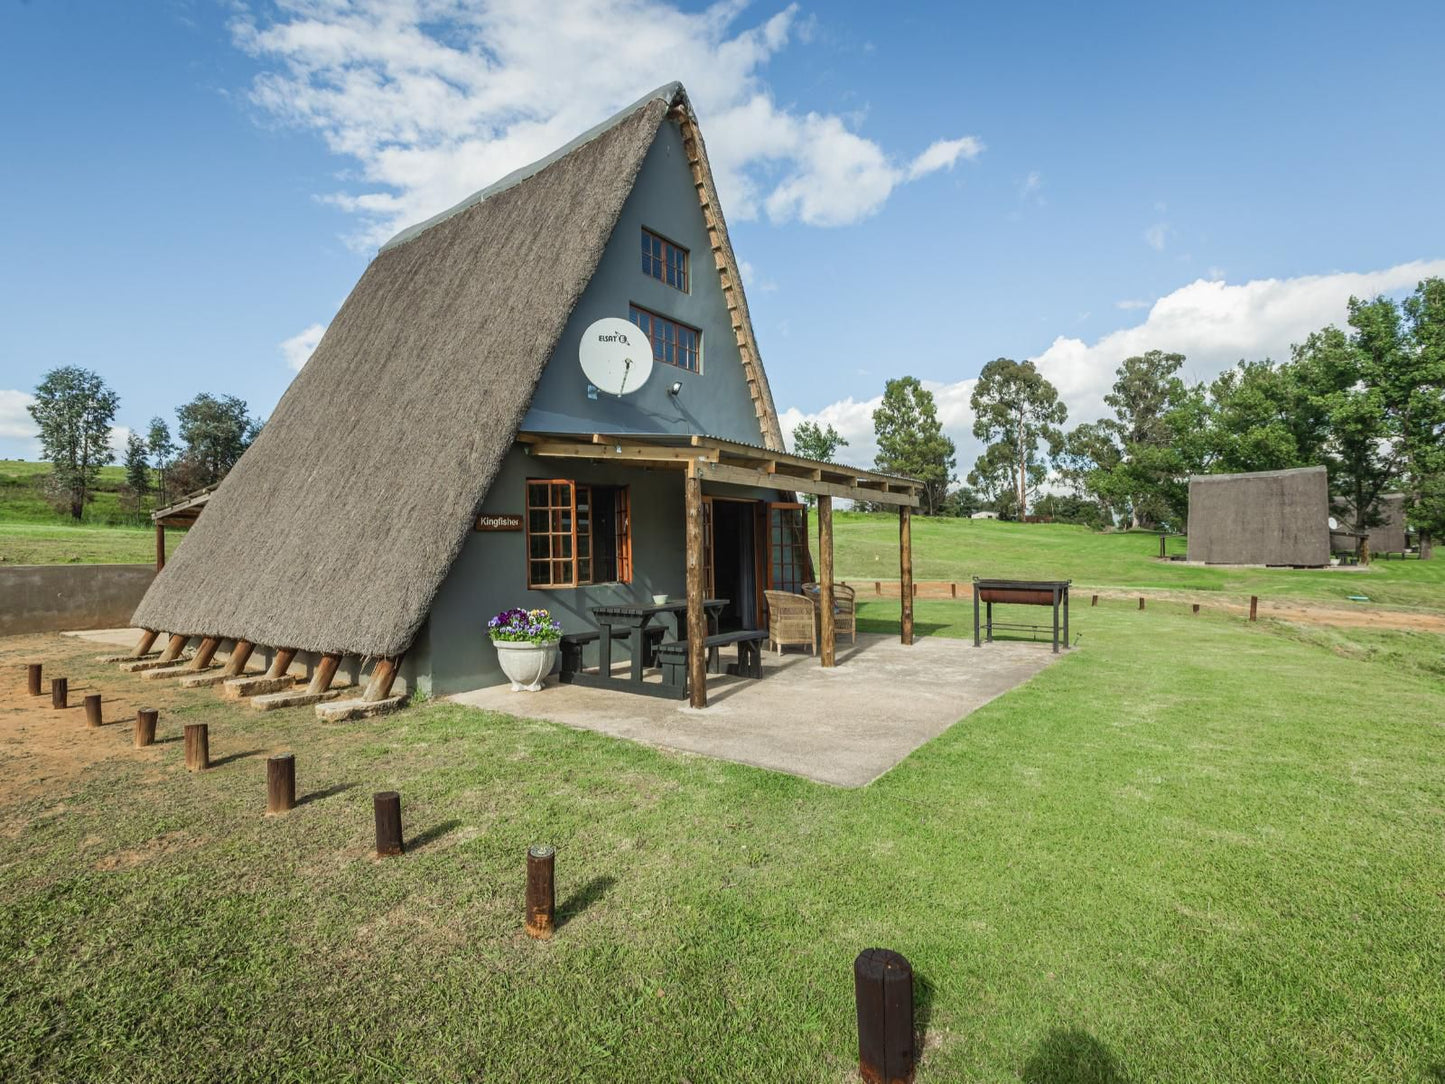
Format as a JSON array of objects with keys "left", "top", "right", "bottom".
[
  {"left": 629, "top": 303, "right": 701, "bottom": 374},
  {"left": 766, "top": 502, "right": 809, "bottom": 595},
  {"left": 526, "top": 478, "right": 632, "bottom": 589},
  {"left": 641, "top": 227, "right": 689, "bottom": 293}
]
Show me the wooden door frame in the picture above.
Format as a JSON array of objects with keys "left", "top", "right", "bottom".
[{"left": 704, "top": 496, "right": 767, "bottom": 625}]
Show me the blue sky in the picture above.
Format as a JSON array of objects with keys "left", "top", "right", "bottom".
[{"left": 3, "top": 0, "right": 1443, "bottom": 468}]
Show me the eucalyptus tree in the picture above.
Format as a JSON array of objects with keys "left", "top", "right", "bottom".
[
  {"left": 969, "top": 358, "right": 1066, "bottom": 519},
  {"left": 26, "top": 366, "right": 119, "bottom": 521}
]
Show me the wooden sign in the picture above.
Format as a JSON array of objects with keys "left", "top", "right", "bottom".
[{"left": 475, "top": 513, "right": 523, "bottom": 532}]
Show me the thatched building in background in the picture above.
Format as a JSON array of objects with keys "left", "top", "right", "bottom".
[{"left": 1186, "top": 466, "right": 1330, "bottom": 566}]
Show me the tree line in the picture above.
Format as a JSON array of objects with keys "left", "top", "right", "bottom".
[
  {"left": 25, "top": 365, "right": 262, "bottom": 522},
  {"left": 787, "top": 277, "right": 1445, "bottom": 559}
]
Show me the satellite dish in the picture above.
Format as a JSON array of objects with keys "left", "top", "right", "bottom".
[
  {"left": 1328, "top": 516, "right": 1339, "bottom": 531},
  {"left": 579, "top": 317, "right": 653, "bottom": 396}
]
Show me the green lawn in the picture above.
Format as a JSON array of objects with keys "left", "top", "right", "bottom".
[
  {"left": 2, "top": 601, "right": 1441, "bottom": 1081},
  {"left": 0, "top": 460, "right": 177, "bottom": 564},
  {"left": 825, "top": 512, "right": 1445, "bottom": 612}
]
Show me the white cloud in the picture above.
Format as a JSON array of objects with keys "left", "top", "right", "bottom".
[
  {"left": 230, "top": 0, "right": 983, "bottom": 245},
  {"left": 280, "top": 323, "right": 327, "bottom": 370},
  {"left": 1115, "top": 298, "right": 1149, "bottom": 310},
  {"left": 1144, "top": 221, "right": 1170, "bottom": 251},
  {"left": 109, "top": 426, "right": 134, "bottom": 455},
  {"left": 0, "top": 389, "right": 37, "bottom": 440},
  {"left": 783, "top": 258, "right": 1445, "bottom": 480}
]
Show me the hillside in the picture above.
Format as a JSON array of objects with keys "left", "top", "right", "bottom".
[{"left": 0, "top": 459, "right": 165, "bottom": 564}]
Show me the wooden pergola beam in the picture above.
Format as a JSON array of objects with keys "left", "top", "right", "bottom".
[
  {"left": 692, "top": 460, "right": 919, "bottom": 507},
  {"left": 819, "top": 495, "right": 836, "bottom": 668}
]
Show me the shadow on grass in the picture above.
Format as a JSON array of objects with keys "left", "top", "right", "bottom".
[
  {"left": 557, "top": 874, "right": 616, "bottom": 928},
  {"left": 210, "top": 749, "right": 265, "bottom": 768},
  {"left": 297, "top": 782, "right": 357, "bottom": 807},
  {"left": 1022, "top": 1028, "right": 1132, "bottom": 1084},
  {"left": 406, "top": 819, "right": 462, "bottom": 852},
  {"left": 914, "top": 970, "right": 936, "bottom": 1050}
]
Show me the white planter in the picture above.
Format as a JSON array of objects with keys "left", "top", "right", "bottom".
[{"left": 493, "top": 639, "right": 558, "bottom": 692}]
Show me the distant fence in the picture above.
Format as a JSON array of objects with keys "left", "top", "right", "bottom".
[
  {"left": 843, "top": 580, "right": 967, "bottom": 600},
  {"left": 0, "top": 564, "right": 154, "bottom": 636}
]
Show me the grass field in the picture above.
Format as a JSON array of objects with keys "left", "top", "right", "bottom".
[
  {"left": 825, "top": 512, "right": 1445, "bottom": 612},
  {"left": 2, "top": 596, "right": 1442, "bottom": 1081},
  {"left": 0, "top": 460, "right": 173, "bottom": 564}
]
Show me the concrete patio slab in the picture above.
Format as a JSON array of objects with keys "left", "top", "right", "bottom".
[{"left": 448, "top": 633, "right": 1063, "bottom": 787}]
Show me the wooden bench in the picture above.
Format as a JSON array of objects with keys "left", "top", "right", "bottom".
[
  {"left": 560, "top": 627, "right": 665, "bottom": 678},
  {"left": 657, "top": 629, "right": 766, "bottom": 691}
]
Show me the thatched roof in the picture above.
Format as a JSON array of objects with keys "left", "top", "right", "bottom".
[{"left": 133, "top": 83, "right": 768, "bottom": 659}]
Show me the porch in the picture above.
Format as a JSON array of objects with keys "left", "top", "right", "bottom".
[{"left": 449, "top": 631, "right": 1060, "bottom": 787}]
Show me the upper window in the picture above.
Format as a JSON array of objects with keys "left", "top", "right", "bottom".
[
  {"left": 629, "top": 304, "right": 701, "bottom": 374},
  {"left": 641, "top": 228, "right": 689, "bottom": 292}
]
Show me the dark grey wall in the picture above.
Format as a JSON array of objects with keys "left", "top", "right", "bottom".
[
  {"left": 2, "top": 564, "right": 156, "bottom": 635},
  {"left": 1187, "top": 466, "right": 1330, "bottom": 566},
  {"left": 520, "top": 117, "right": 765, "bottom": 445}
]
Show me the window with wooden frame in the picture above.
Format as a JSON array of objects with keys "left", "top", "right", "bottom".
[
  {"left": 767, "top": 503, "right": 808, "bottom": 594},
  {"left": 526, "top": 479, "right": 632, "bottom": 588},
  {"left": 641, "top": 228, "right": 688, "bottom": 292},
  {"left": 629, "top": 304, "right": 701, "bottom": 373}
]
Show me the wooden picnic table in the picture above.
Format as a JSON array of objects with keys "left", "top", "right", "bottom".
[{"left": 590, "top": 599, "right": 728, "bottom": 688}]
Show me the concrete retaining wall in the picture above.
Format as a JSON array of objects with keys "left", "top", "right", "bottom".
[{"left": 0, "top": 564, "right": 155, "bottom": 636}]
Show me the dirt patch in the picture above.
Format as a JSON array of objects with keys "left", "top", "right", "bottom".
[
  {"left": 1092, "top": 590, "right": 1445, "bottom": 633},
  {"left": 95, "top": 829, "right": 194, "bottom": 871},
  {"left": 0, "top": 631, "right": 198, "bottom": 804}
]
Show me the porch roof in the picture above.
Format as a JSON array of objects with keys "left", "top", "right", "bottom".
[
  {"left": 151, "top": 486, "right": 216, "bottom": 528},
  {"left": 517, "top": 431, "right": 921, "bottom": 507}
]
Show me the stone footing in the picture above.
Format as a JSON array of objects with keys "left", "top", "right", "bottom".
[
  {"left": 142, "top": 663, "right": 217, "bottom": 681},
  {"left": 249, "top": 688, "right": 346, "bottom": 712},
  {"left": 99, "top": 652, "right": 160, "bottom": 663},
  {"left": 120, "top": 655, "right": 193, "bottom": 673},
  {"left": 316, "top": 696, "right": 406, "bottom": 721},
  {"left": 220, "top": 675, "right": 298, "bottom": 699}
]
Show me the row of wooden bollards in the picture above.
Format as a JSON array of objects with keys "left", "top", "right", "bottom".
[{"left": 1088, "top": 594, "right": 1261, "bottom": 620}]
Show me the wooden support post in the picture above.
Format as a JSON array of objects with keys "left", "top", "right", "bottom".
[
  {"left": 819, "top": 495, "right": 836, "bottom": 668},
  {"left": 223, "top": 640, "right": 255, "bottom": 678},
  {"left": 899, "top": 505, "right": 914, "bottom": 646},
  {"left": 525, "top": 844, "right": 556, "bottom": 940},
  {"left": 1192, "top": 603, "right": 1200, "bottom": 614},
  {"left": 27, "top": 663, "right": 42, "bottom": 696},
  {"left": 363, "top": 657, "right": 400, "bottom": 702},
  {"left": 265, "top": 647, "right": 297, "bottom": 680},
  {"left": 1091, "top": 594, "right": 1098, "bottom": 607},
  {"left": 158, "top": 633, "right": 188, "bottom": 665},
  {"left": 684, "top": 470, "right": 708, "bottom": 709},
  {"left": 188, "top": 636, "right": 221, "bottom": 671},
  {"left": 306, "top": 653, "right": 342, "bottom": 695},
  {"left": 84, "top": 694, "right": 102, "bottom": 728},
  {"left": 135, "top": 708, "right": 158, "bottom": 747},
  {"left": 950, "top": 582, "right": 957, "bottom": 599},
  {"left": 184, "top": 723, "right": 209, "bottom": 770},
  {"left": 1159, "top": 533, "right": 1167, "bottom": 559},
  {"left": 1138, "top": 597, "right": 1146, "bottom": 611},
  {"left": 374, "top": 791, "right": 404, "bottom": 856},
  {"left": 266, "top": 754, "right": 296, "bottom": 814},
  {"left": 1249, "top": 595, "right": 1259, "bottom": 622},
  {"left": 155, "top": 521, "right": 166, "bottom": 572},
  {"left": 134, "top": 629, "right": 159, "bottom": 657},
  {"left": 51, "top": 677, "right": 67, "bottom": 709},
  {"left": 854, "top": 949, "right": 915, "bottom": 1084}
]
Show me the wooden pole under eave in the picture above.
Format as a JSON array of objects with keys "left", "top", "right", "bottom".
[
  {"left": 819, "top": 495, "right": 836, "bottom": 667},
  {"left": 265, "top": 647, "right": 297, "bottom": 680},
  {"left": 899, "top": 503, "right": 914, "bottom": 646},
  {"left": 158, "top": 633, "right": 188, "bottom": 665},
  {"left": 222, "top": 641, "right": 255, "bottom": 678},
  {"left": 155, "top": 522, "right": 166, "bottom": 572},
  {"left": 306, "top": 653, "right": 342, "bottom": 695},
  {"left": 363, "top": 657, "right": 400, "bottom": 702},
  {"left": 684, "top": 469, "right": 708, "bottom": 709},
  {"left": 187, "top": 637, "right": 221, "bottom": 671}
]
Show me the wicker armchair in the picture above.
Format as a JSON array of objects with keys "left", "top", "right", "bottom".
[
  {"left": 764, "top": 590, "right": 816, "bottom": 655},
  {"left": 802, "top": 582, "right": 857, "bottom": 646}
]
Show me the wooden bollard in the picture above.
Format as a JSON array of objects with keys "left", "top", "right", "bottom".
[
  {"left": 854, "top": 949, "right": 915, "bottom": 1084},
  {"left": 1138, "top": 597, "right": 1146, "bottom": 611},
  {"left": 374, "top": 791, "right": 404, "bottom": 856},
  {"left": 1159, "top": 533, "right": 1167, "bottom": 559},
  {"left": 525, "top": 845, "right": 556, "bottom": 940},
  {"left": 84, "top": 694, "right": 102, "bottom": 728},
  {"left": 1249, "top": 595, "right": 1259, "bottom": 622},
  {"left": 1192, "top": 603, "right": 1200, "bottom": 615},
  {"left": 27, "top": 663, "right": 42, "bottom": 696},
  {"left": 266, "top": 754, "right": 296, "bottom": 814},
  {"left": 135, "top": 708, "right": 158, "bottom": 748},
  {"left": 1091, "top": 594, "right": 1098, "bottom": 607},
  {"left": 51, "top": 677, "right": 68, "bottom": 709},
  {"left": 184, "top": 723, "right": 209, "bottom": 771}
]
